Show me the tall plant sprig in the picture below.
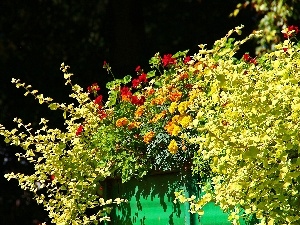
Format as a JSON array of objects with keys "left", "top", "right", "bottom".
[{"left": 1, "top": 64, "right": 126, "bottom": 225}]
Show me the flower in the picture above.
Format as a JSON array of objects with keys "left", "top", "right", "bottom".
[
  {"left": 162, "top": 54, "right": 176, "bottom": 67},
  {"left": 168, "top": 92, "right": 182, "bottom": 102},
  {"left": 151, "top": 96, "right": 166, "bottom": 105},
  {"left": 87, "top": 83, "right": 100, "bottom": 93},
  {"left": 164, "top": 121, "right": 181, "bottom": 136},
  {"left": 183, "top": 56, "right": 191, "bottom": 64},
  {"left": 282, "top": 25, "right": 299, "bottom": 39},
  {"left": 179, "top": 73, "right": 189, "bottom": 80},
  {"left": 138, "top": 73, "right": 147, "bottom": 83},
  {"left": 135, "top": 65, "right": 142, "bottom": 72},
  {"left": 116, "top": 117, "right": 129, "bottom": 127},
  {"left": 120, "top": 86, "right": 132, "bottom": 101},
  {"left": 131, "top": 95, "right": 145, "bottom": 106},
  {"left": 150, "top": 110, "right": 167, "bottom": 123},
  {"left": 94, "top": 95, "right": 103, "bottom": 105},
  {"left": 127, "top": 122, "right": 141, "bottom": 130},
  {"left": 76, "top": 125, "right": 84, "bottom": 136},
  {"left": 168, "top": 140, "right": 178, "bottom": 154},
  {"left": 98, "top": 109, "right": 107, "bottom": 120},
  {"left": 143, "top": 131, "right": 155, "bottom": 144},
  {"left": 135, "top": 105, "right": 146, "bottom": 118},
  {"left": 146, "top": 88, "right": 155, "bottom": 96},
  {"left": 168, "top": 102, "right": 178, "bottom": 114},
  {"left": 243, "top": 53, "right": 250, "bottom": 61},
  {"left": 179, "top": 115, "right": 192, "bottom": 128},
  {"left": 132, "top": 78, "right": 141, "bottom": 88},
  {"left": 178, "top": 101, "right": 189, "bottom": 114}
]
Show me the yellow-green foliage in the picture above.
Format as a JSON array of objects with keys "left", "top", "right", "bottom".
[
  {"left": 1, "top": 25, "right": 300, "bottom": 224},
  {"left": 231, "top": 0, "right": 299, "bottom": 54}
]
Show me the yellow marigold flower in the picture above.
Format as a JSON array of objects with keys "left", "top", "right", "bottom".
[
  {"left": 171, "top": 124, "right": 181, "bottom": 136},
  {"left": 178, "top": 101, "right": 189, "bottom": 114},
  {"left": 168, "top": 92, "right": 182, "bottom": 102},
  {"left": 172, "top": 115, "right": 182, "bottom": 123},
  {"left": 168, "top": 102, "right": 178, "bottom": 114},
  {"left": 179, "top": 115, "right": 192, "bottom": 128},
  {"left": 151, "top": 96, "right": 166, "bottom": 105},
  {"left": 168, "top": 140, "right": 178, "bottom": 154},
  {"left": 143, "top": 131, "right": 155, "bottom": 144},
  {"left": 135, "top": 105, "right": 146, "bottom": 118},
  {"left": 116, "top": 117, "right": 129, "bottom": 127},
  {"left": 127, "top": 122, "right": 141, "bottom": 130}
]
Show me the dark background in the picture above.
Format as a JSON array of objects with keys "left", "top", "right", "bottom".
[{"left": 0, "top": 0, "right": 258, "bottom": 224}]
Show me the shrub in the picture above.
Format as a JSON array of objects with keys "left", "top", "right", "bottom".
[{"left": 1, "top": 25, "right": 300, "bottom": 224}]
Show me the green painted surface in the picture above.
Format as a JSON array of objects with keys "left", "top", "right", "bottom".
[{"left": 106, "top": 172, "right": 255, "bottom": 225}]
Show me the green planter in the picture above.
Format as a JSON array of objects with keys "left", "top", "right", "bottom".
[{"left": 105, "top": 171, "right": 256, "bottom": 225}]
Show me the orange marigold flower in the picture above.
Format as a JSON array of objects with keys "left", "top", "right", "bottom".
[
  {"left": 168, "top": 92, "right": 182, "bottom": 102},
  {"left": 150, "top": 110, "right": 167, "bottom": 123},
  {"left": 135, "top": 105, "right": 146, "bottom": 118},
  {"left": 116, "top": 117, "right": 129, "bottom": 127},
  {"left": 151, "top": 96, "right": 166, "bottom": 105},
  {"left": 179, "top": 73, "right": 189, "bottom": 80},
  {"left": 128, "top": 122, "right": 141, "bottom": 130},
  {"left": 143, "top": 131, "right": 155, "bottom": 144},
  {"left": 146, "top": 88, "right": 155, "bottom": 96},
  {"left": 164, "top": 121, "right": 181, "bottom": 136}
]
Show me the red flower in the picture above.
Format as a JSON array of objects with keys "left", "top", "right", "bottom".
[
  {"left": 283, "top": 25, "right": 299, "bottom": 38},
  {"left": 243, "top": 53, "right": 250, "bottom": 62},
  {"left": 76, "top": 125, "right": 84, "bottom": 136},
  {"left": 131, "top": 95, "right": 145, "bottom": 105},
  {"left": 138, "top": 73, "right": 147, "bottom": 83},
  {"left": 135, "top": 65, "right": 142, "bottom": 72},
  {"left": 249, "top": 58, "right": 257, "bottom": 65},
  {"left": 94, "top": 95, "right": 103, "bottom": 105},
  {"left": 87, "top": 83, "right": 100, "bottom": 93},
  {"left": 49, "top": 174, "right": 55, "bottom": 181},
  {"left": 98, "top": 109, "right": 107, "bottom": 120},
  {"left": 132, "top": 78, "right": 141, "bottom": 88},
  {"left": 120, "top": 86, "right": 132, "bottom": 101},
  {"left": 162, "top": 54, "right": 176, "bottom": 67},
  {"left": 283, "top": 47, "right": 288, "bottom": 52},
  {"left": 183, "top": 56, "right": 191, "bottom": 64}
]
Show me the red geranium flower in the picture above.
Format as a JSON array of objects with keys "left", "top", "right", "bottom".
[
  {"left": 138, "top": 73, "right": 147, "bottom": 83},
  {"left": 98, "top": 109, "right": 107, "bottom": 120},
  {"left": 87, "top": 83, "right": 100, "bottom": 93},
  {"left": 132, "top": 78, "right": 141, "bottom": 88},
  {"left": 131, "top": 95, "right": 145, "bottom": 105},
  {"left": 162, "top": 54, "right": 176, "bottom": 67},
  {"left": 94, "top": 95, "right": 103, "bottom": 105},
  {"left": 183, "top": 56, "right": 191, "bottom": 64},
  {"left": 76, "top": 125, "right": 84, "bottom": 136},
  {"left": 283, "top": 25, "right": 299, "bottom": 39},
  {"left": 243, "top": 53, "right": 250, "bottom": 62},
  {"left": 135, "top": 65, "right": 142, "bottom": 72},
  {"left": 120, "top": 86, "right": 132, "bottom": 101}
]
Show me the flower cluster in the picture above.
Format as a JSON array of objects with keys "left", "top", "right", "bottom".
[{"left": 282, "top": 25, "right": 299, "bottom": 39}]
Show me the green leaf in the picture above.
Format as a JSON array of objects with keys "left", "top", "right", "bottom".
[
  {"left": 122, "top": 75, "right": 132, "bottom": 84},
  {"left": 147, "top": 70, "right": 156, "bottom": 78},
  {"left": 244, "top": 146, "right": 259, "bottom": 158},
  {"left": 173, "top": 50, "right": 189, "bottom": 58},
  {"left": 49, "top": 103, "right": 58, "bottom": 110}
]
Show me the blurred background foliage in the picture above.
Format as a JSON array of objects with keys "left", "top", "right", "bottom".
[{"left": 0, "top": 0, "right": 298, "bottom": 224}]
